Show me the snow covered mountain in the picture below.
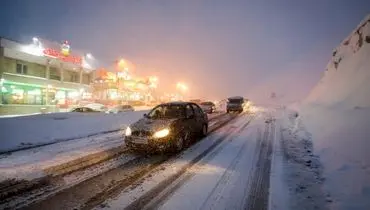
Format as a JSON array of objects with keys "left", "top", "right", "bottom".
[{"left": 305, "top": 15, "right": 370, "bottom": 108}]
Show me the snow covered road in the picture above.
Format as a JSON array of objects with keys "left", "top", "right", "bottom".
[
  {"left": 95, "top": 112, "right": 278, "bottom": 210},
  {"left": 0, "top": 112, "right": 233, "bottom": 209}
]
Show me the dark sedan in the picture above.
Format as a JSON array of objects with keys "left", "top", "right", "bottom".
[{"left": 124, "top": 102, "right": 208, "bottom": 153}]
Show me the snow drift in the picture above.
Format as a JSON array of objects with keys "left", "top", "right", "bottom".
[{"left": 0, "top": 111, "right": 146, "bottom": 153}]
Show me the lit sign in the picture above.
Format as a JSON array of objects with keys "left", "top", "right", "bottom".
[
  {"left": 61, "top": 40, "right": 70, "bottom": 56},
  {"left": 43, "top": 48, "right": 82, "bottom": 65}
]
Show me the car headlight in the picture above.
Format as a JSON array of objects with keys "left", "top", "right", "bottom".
[
  {"left": 125, "top": 126, "right": 132, "bottom": 136},
  {"left": 153, "top": 128, "right": 170, "bottom": 138}
]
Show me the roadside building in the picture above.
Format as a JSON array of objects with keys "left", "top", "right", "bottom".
[
  {"left": 0, "top": 37, "right": 95, "bottom": 114},
  {"left": 92, "top": 68, "right": 157, "bottom": 106}
]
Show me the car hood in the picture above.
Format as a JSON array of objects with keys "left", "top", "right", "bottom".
[{"left": 131, "top": 118, "right": 177, "bottom": 132}]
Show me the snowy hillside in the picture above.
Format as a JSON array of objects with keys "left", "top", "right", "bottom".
[
  {"left": 294, "top": 15, "right": 370, "bottom": 210},
  {"left": 305, "top": 15, "right": 370, "bottom": 108}
]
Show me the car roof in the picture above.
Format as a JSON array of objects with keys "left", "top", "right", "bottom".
[
  {"left": 228, "top": 96, "right": 244, "bottom": 100},
  {"left": 161, "top": 101, "right": 193, "bottom": 106}
]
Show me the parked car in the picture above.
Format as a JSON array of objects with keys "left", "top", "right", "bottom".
[
  {"left": 226, "top": 96, "right": 245, "bottom": 113},
  {"left": 84, "top": 103, "right": 108, "bottom": 112},
  {"left": 125, "top": 102, "right": 208, "bottom": 153},
  {"left": 106, "top": 105, "right": 135, "bottom": 113},
  {"left": 71, "top": 107, "right": 102, "bottom": 113},
  {"left": 200, "top": 101, "right": 216, "bottom": 114}
]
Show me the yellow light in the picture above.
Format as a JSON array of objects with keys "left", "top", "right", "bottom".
[{"left": 153, "top": 128, "right": 170, "bottom": 138}]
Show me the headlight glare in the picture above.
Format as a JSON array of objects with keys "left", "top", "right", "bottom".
[
  {"left": 153, "top": 128, "right": 170, "bottom": 138},
  {"left": 125, "top": 126, "right": 132, "bottom": 136}
]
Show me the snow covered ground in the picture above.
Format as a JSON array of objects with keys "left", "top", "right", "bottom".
[
  {"left": 296, "top": 106, "right": 370, "bottom": 210},
  {"left": 0, "top": 131, "right": 126, "bottom": 182},
  {"left": 0, "top": 111, "right": 146, "bottom": 153}
]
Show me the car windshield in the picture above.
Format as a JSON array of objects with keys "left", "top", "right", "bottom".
[
  {"left": 147, "top": 105, "right": 185, "bottom": 119},
  {"left": 228, "top": 99, "right": 243, "bottom": 104}
]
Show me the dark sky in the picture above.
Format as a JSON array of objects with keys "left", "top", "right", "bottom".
[{"left": 1, "top": 0, "right": 369, "bottom": 103}]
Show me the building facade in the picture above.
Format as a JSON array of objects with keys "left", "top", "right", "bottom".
[
  {"left": 0, "top": 37, "right": 95, "bottom": 114},
  {"left": 92, "top": 68, "right": 157, "bottom": 106}
]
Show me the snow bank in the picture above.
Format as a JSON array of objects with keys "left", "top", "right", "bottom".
[
  {"left": 279, "top": 109, "right": 330, "bottom": 210},
  {"left": 305, "top": 15, "right": 370, "bottom": 108},
  {"left": 0, "top": 111, "right": 146, "bottom": 153},
  {"left": 297, "top": 106, "right": 370, "bottom": 210}
]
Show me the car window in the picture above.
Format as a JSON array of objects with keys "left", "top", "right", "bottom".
[
  {"left": 201, "top": 102, "right": 214, "bottom": 106},
  {"left": 73, "top": 108, "right": 81, "bottom": 112},
  {"left": 186, "top": 105, "right": 194, "bottom": 117},
  {"left": 191, "top": 104, "right": 203, "bottom": 117},
  {"left": 228, "top": 99, "right": 243, "bottom": 104},
  {"left": 148, "top": 105, "right": 185, "bottom": 119}
]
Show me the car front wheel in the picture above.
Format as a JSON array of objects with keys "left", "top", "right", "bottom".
[
  {"left": 201, "top": 124, "right": 208, "bottom": 137},
  {"left": 173, "top": 133, "right": 185, "bottom": 152}
]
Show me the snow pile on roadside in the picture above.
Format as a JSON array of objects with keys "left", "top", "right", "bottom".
[
  {"left": 279, "top": 109, "right": 330, "bottom": 210},
  {"left": 298, "top": 106, "right": 370, "bottom": 210},
  {"left": 305, "top": 15, "right": 370, "bottom": 108},
  {"left": 0, "top": 111, "right": 146, "bottom": 153}
]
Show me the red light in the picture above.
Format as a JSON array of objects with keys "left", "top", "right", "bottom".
[{"left": 43, "top": 48, "right": 82, "bottom": 65}]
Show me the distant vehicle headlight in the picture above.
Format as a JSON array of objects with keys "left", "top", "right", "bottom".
[
  {"left": 153, "top": 128, "right": 170, "bottom": 138},
  {"left": 125, "top": 126, "right": 132, "bottom": 136}
]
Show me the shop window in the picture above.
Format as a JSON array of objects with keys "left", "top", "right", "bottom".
[
  {"left": 70, "top": 72, "right": 78, "bottom": 83},
  {"left": 50, "top": 67, "right": 61, "bottom": 81},
  {"left": 83, "top": 74, "right": 91, "bottom": 85},
  {"left": 1, "top": 84, "right": 44, "bottom": 105},
  {"left": 16, "top": 63, "right": 28, "bottom": 74}
]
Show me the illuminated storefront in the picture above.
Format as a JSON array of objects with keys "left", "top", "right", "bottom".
[
  {"left": 92, "top": 68, "right": 156, "bottom": 105},
  {"left": 0, "top": 37, "right": 95, "bottom": 114}
]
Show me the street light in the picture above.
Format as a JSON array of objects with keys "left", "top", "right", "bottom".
[
  {"left": 176, "top": 82, "right": 188, "bottom": 92},
  {"left": 32, "top": 37, "right": 39, "bottom": 43},
  {"left": 86, "top": 53, "right": 93, "bottom": 59}
]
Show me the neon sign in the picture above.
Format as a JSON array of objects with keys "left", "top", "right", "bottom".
[{"left": 43, "top": 48, "right": 82, "bottom": 65}]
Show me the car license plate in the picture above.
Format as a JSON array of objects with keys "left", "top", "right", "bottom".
[{"left": 133, "top": 137, "right": 148, "bottom": 144}]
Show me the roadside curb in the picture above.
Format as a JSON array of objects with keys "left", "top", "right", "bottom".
[
  {"left": 0, "top": 144, "right": 128, "bottom": 202},
  {"left": 0, "top": 129, "right": 122, "bottom": 155}
]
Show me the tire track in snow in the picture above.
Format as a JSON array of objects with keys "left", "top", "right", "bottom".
[
  {"left": 127, "top": 114, "right": 254, "bottom": 210},
  {"left": 244, "top": 119, "right": 275, "bottom": 210}
]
